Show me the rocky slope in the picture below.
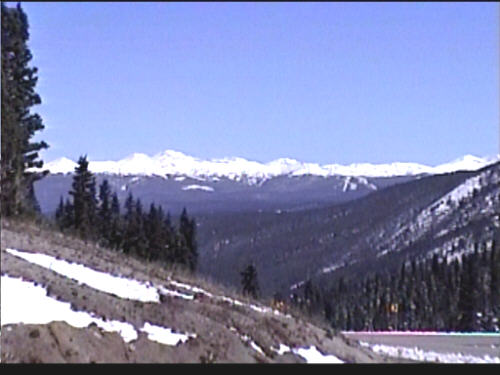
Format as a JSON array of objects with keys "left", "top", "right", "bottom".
[{"left": 0, "top": 219, "right": 398, "bottom": 363}]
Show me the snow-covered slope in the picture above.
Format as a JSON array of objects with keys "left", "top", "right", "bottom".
[{"left": 42, "top": 150, "right": 499, "bottom": 182}]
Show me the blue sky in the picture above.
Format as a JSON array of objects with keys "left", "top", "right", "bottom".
[{"left": 17, "top": 2, "right": 499, "bottom": 165}]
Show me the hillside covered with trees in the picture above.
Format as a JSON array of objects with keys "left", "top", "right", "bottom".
[
  {"left": 54, "top": 156, "right": 199, "bottom": 271},
  {"left": 291, "top": 235, "right": 500, "bottom": 332}
]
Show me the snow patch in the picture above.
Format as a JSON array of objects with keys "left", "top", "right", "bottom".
[
  {"left": 359, "top": 341, "right": 500, "bottom": 363},
  {"left": 321, "top": 262, "right": 345, "bottom": 274},
  {"left": 294, "top": 346, "right": 344, "bottom": 363},
  {"left": 157, "top": 285, "right": 195, "bottom": 301},
  {"left": 140, "top": 322, "right": 196, "bottom": 346},
  {"left": 271, "top": 344, "right": 344, "bottom": 363},
  {"left": 181, "top": 184, "right": 214, "bottom": 192},
  {"left": 229, "top": 327, "right": 266, "bottom": 356},
  {"left": 1, "top": 274, "right": 139, "bottom": 342},
  {"left": 6, "top": 248, "right": 160, "bottom": 303},
  {"left": 1, "top": 274, "right": 197, "bottom": 346},
  {"left": 433, "top": 174, "right": 482, "bottom": 215}
]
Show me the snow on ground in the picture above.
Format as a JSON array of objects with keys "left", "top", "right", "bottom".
[
  {"left": 229, "top": 327, "right": 266, "bottom": 357},
  {"left": 140, "top": 322, "right": 195, "bottom": 346},
  {"left": 230, "top": 327, "right": 344, "bottom": 363},
  {"left": 5, "top": 248, "right": 207, "bottom": 305},
  {"left": 271, "top": 344, "right": 344, "bottom": 363},
  {"left": 181, "top": 184, "right": 215, "bottom": 192},
  {"left": 1, "top": 274, "right": 196, "bottom": 345},
  {"left": 168, "top": 279, "right": 292, "bottom": 319},
  {"left": 321, "top": 262, "right": 345, "bottom": 275},
  {"left": 1, "top": 275, "right": 138, "bottom": 342},
  {"left": 157, "top": 285, "right": 194, "bottom": 301},
  {"left": 359, "top": 341, "right": 500, "bottom": 364},
  {"left": 342, "top": 177, "right": 358, "bottom": 192},
  {"left": 2, "top": 249, "right": 290, "bottom": 351},
  {"left": 294, "top": 346, "right": 345, "bottom": 363},
  {"left": 5, "top": 248, "right": 160, "bottom": 303},
  {"left": 433, "top": 174, "right": 483, "bottom": 215},
  {"left": 168, "top": 280, "right": 213, "bottom": 297}
]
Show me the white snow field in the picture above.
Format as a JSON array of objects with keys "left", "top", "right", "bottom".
[
  {"left": 270, "top": 343, "right": 344, "bottom": 363},
  {"left": 5, "top": 248, "right": 161, "bottom": 303},
  {"left": 1, "top": 275, "right": 196, "bottom": 346},
  {"left": 1, "top": 275, "right": 139, "bottom": 343},
  {"left": 2, "top": 249, "right": 200, "bottom": 346}
]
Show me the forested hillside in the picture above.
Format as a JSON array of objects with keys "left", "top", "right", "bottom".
[
  {"left": 54, "top": 156, "right": 199, "bottom": 272},
  {"left": 292, "top": 235, "right": 500, "bottom": 332},
  {"left": 196, "top": 162, "right": 500, "bottom": 297}
]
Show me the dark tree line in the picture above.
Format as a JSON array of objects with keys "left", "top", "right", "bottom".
[
  {"left": 1, "top": 2, "right": 48, "bottom": 217},
  {"left": 290, "top": 235, "right": 500, "bottom": 332},
  {"left": 55, "top": 156, "right": 198, "bottom": 272}
]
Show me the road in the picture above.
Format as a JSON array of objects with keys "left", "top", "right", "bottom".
[{"left": 343, "top": 332, "right": 500, "bottom": 362}]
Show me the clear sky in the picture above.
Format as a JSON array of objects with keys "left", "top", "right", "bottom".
[{"left": 16, "top": 2, "right": 499, "bottom": 165}]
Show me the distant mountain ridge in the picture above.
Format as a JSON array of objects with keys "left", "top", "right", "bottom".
[{"left": 42, "top": 150, "right": 498, "bottom": 183}]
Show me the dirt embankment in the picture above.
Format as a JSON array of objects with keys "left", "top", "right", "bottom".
[{"left": 1, "top": 219, "right": 396, "bottom": 363}]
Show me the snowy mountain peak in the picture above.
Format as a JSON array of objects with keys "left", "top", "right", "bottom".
[
  {"left": 41, "top": 150, "right": 499, "bottom": 182},
  {"left": 44, "top": 157, "right": 78, "bottom": 174},
  {"left": 431, "top": 154, "right": 495, "bottom": 174}
]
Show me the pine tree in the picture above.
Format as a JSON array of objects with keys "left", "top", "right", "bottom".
[
  {"left": 1, "top": 3, "right": 48, "bottom": 216},
  {"left": 55, "top": 196, "right": 65, "bottom": 228},
  {"left": 109, "top": 192, "right": 122, "bottom": 249},
  {"left": 69, "top": 156, "right": 97, "bottom": 239},
  {"left": 490, "top": 236, "right": 500, "bottom": 329},
  {"left": 179, "top": 208, "right": 198, "bottom": 272},
  {"left": 122, "top": 193, "right": 138, "bottom": 255},
  {"left": 161, "top": 212, "right": 176, "bottom": 264},
  {"left": 240, "top": 264, "right": 260, "bottom": 299},
  {"left": 457, "top": 256, "right": 478, "bottom": 331},
  {"left": 134, "top": 197, "right": 148, "bottom": 258},
  {"left": 62, "top": 198, "right": 74, "bottom": 231},
  {"left": 97, "top": 179, "right": 112, "bottom": 245},
  {"left": 145, "top": 203, "right": 161, "bottom": 261}
]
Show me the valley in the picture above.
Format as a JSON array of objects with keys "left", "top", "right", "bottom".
[{"left": 34, "top": 154, "right": 500, "bottom": 299}]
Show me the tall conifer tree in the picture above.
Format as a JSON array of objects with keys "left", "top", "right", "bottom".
[
  {"left": 240, "top": 264, "right": 260, "bottom": 299},
  {"left": 97, "top": 179, "right": 112, "bottom": 245},
  {"left": 1, "top": 3, "right": 48, "bottom": 216},
  {"left": 69, "top": 156, "right": 97, "bottom": 239}
]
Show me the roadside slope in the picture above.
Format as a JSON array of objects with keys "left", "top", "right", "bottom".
[{"left": 0, "top": 219, "right": 393, "bottom": 363}]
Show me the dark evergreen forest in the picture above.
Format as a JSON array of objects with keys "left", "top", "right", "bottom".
[
  {"left": 290, "top": 234, "right": 500, "bottom": 332},
  {"left": 54, "top": 156, "right": 198, "bottom": 272}
]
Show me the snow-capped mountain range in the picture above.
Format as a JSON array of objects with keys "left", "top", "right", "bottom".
[{"left": 42, "top": 150, "right": 499, "bottom": 183}]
